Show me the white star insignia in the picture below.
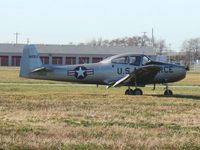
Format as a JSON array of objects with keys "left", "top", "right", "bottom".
[{"left": 76, "top": 67, "right": 85, "bottom": 78}]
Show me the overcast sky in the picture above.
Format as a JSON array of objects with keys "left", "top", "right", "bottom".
[{"left": 0, "top": 0, "right": 200, "bottom": 51}]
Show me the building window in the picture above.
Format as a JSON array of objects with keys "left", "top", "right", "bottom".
[
  {"left": 40, "top": 56, "right": 49, "bottom": 64},
  {"left": 52, "top": 57, "right": 63, "bottom": 65},
  {"left": 12, "top": 56, "right": 21, "bottom": 66},
  {"left": 0, "top": 56, "right": 9, "bottom": 66},
  {"left": 92, "top": 57, "right": 103, "bottom": 63},
  {"left": 79, "top": 57, "right": 89, "bottom": 64},
  {"left": 66, "top": 57, "right": 76, "bottom": 65}
]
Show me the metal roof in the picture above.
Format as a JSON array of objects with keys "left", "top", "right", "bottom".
[{"left": 0, "top": 43, "right": 156, "bottom": 55}]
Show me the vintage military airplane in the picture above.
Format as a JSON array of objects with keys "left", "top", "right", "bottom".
[{"left": 20, "top": 45, "right": 187, "bottom": 96}]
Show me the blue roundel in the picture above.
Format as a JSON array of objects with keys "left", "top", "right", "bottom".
[{"left": 74, "top": 66, "right": 87, "bottom": 79}]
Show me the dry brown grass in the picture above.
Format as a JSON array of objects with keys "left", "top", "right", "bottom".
[
  {"left": 0, "top": 69, "right": 200, "bottom": 149},
  {"left": 176, "top": 72, "right": 200, "bottom": 86}
]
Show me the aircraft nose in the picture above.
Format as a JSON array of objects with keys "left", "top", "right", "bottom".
[{"left": 177, "top": 65, "right": 187, "bottom": 80}]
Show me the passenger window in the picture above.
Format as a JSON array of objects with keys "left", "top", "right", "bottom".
[
  {"left": 129, "top": 56, "right": 141, "bottom": 66},
  {"left": 111, "top": 56, "right": 129, "bottom": 64}
]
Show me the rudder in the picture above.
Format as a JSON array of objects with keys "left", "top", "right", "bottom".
[{"left": 20, "top": 45, "right": 42, "bottom": 78}]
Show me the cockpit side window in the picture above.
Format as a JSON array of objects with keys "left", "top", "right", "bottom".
[
  {"left": 129, "top": 56, "right": 141, "bottom": 66},
  {"left": 111, "top": 56, "right": 129, "bottom": 64},
  {"left": 142, "top": 56, "right": 151, "bottom": 65}
]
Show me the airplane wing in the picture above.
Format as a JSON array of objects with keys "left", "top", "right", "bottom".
[{"left": 111, "top": 65, "right": 160, "bottom": 88}]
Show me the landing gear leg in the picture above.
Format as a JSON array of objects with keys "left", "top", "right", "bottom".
[
  {"left": 152, "top": 83, "right": 156, "bottom": 90},
  {"left": 164, "top": 84, "right": 173, "bottom": 96},
  {"left": 133, "top": 78, "right": 143, "bottom": 95}
]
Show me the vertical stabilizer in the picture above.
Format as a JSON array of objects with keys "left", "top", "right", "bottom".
[{"left": 20, "top": 45, "right": 42, "bottom": 77}]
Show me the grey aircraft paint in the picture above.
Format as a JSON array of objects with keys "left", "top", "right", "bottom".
[{"left": 20, "top": 45, "right": 187, "bottom": 96}]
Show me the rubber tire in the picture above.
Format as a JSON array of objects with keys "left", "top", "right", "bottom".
[
  {"left": 164, "top": 90, "right": 173, "bottom": 96},
  {"left": 133, "top": 88, "right": 143, "bottom": 95},
  {"left": 125, "top": 89, "right": 134, "bottom": 95}
]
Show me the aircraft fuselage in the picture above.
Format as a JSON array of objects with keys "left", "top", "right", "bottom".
[{"left": 27, "top": 62, "right": 186, "bottom": 86}]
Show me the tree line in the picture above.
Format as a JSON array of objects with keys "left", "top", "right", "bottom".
[
  {"left": 77, "top": 35, "right": 200, "bottom": 65},
  {"left": 181, "top": 38, "right": 200, "bottom": 65},
  {"left": 78, "top": 35, "right": 167, "bottom": 54}
]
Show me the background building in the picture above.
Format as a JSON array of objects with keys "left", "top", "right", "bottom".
[{"left": 0, "top": 44, "right": 156, "bottom": 66}]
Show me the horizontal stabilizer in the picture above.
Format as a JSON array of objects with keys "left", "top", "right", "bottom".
[{"left": 31, "top": 67, "right": 53, "bottom": 73}]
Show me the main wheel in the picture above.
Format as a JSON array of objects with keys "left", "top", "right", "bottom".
[
  {"left": 164, "top": 90, "right": 173, "bottom": 96},
  {"left": 133, "top": 88, "right": 143, "bottom": 95},
  {"left": 125, "top": 89, "right": 134, "bottom": 95}
]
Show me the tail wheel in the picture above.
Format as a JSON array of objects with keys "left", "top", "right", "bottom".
[{"left": 164, "top": 90, "right": 173, "bottom": 96}]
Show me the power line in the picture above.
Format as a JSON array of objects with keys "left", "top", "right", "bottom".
[{"left": 141, "top": 32, "right": 147, "bottom": 36}]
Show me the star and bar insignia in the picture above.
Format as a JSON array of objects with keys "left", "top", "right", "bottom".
[{"left": 67, "top": 66, "right": 94, "bottom": 79}]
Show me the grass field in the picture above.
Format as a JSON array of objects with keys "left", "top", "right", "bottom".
[
  {"left": 0, "top": 69, "right": 200, "bottom": 85},
  {"left": 0, "top": 70, "right": 200, "bottom": 150}
]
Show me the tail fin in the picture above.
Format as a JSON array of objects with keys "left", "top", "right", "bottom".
[{"left": 20, "top": 45, "right": 42, "bottom": 77}]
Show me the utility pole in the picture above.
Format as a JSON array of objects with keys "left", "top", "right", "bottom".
[
  {"left": 27, "top": 38, "right": 30, "bottom": 44},
  {"left": 141, "top": 32, "right": 147, "bottom": 46},
  {"left": 151, "top": 28, "right": 154, "bottom": 47},
  {"left": 168, "top": 43, "right": 171, "bottom": 63},
  {"left": 142, "top": 32, "right": 147, "bottom": 36},
  {"left": 14, "top": 32, "right": 20, "bottom": 44}
]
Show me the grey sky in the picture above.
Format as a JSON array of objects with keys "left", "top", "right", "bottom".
[{"left": 0, "top": 0, "right": 200, "bottom": 51}]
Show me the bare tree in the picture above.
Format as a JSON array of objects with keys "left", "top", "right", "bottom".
[
  {"left": 154, "top": 40, "right": 166, "bottom": 55},
  {"left": 97, "top": 38, "right": 103, "bottom": 46},
  {"left": 102, "top": 40, "right": 109, "bottom": 47},
  {"left": 182, "top": 38, "right": 200, "bottom": 66},
  {"left": 87, "top": 39, "right": 97, "bottom": 47},
  {"left": 83, "top": 35, "right": 161, "bottom": 48}
]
